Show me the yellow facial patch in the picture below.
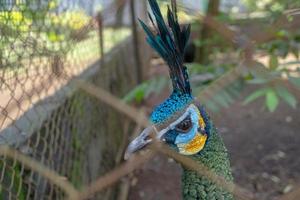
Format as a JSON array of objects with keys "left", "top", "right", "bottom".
[
  {"left": 177, "top": 133, "right": 207, "bottom": 155},
  {"left": 199, "top": 116, "right": 206, "bottom": 130},
  {"left": 194, "top": 106, "right": 206, "bottom": 131}
]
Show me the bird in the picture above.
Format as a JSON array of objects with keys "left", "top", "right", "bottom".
[{"left": 125, "top": 0, "right": 234, "bottom": 199}]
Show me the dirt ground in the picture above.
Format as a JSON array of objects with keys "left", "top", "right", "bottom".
[{"left": 128, "top": 85, "right": 300, "bottom": 200}]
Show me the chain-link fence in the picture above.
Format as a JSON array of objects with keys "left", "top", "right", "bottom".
[
  {"left": 0, "top": 0, "right": 151, "bottom": 199},
  {"left": 1, "top": 0, "right": 300, "bottom": 200}
]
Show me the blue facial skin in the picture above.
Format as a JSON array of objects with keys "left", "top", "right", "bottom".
[
  {"left": 161, "top": 109, "right": 200, "bottom": 152},
  {"left": 174, "top": 109, "right": 199, "bottom": 144}
]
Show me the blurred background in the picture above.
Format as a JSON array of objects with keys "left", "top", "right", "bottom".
[{"left": 0, "top": 0, "right": 300, "bottom": 200}]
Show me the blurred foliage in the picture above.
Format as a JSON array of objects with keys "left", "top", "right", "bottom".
[
  {"left": 241, "top": 0, "right": 300, "bottom": 111},
  {"left": 0, "top": 11, "right": 32, "bottom": 33},
  {"left": 0, "top": 0, "right": 131, "bottom": 87},
  {"left": 0, "top": 0, "right": 93, "bottom": 69},
  {"left": 204, "top": 79, "right": 244, "bottom": 113},
  {"left": 259, "top": 29, "right": 300, "bottom": 59},
  {"left": 242, "top": 0, "right": 300, "bottom": 13},
  {"left": 193, "top": 28, "right": 234, "bottom": 59},
  {"left": 186, "top": 61, "right": 245, "bottom": 112},
  {"left": 190, "top": 0, "right": 300, "bottom": 112},
  {"left": 125, "top": 0, "right": 300, "bottom": 113},
  {"left": 123, "top": 76, "right": 169, "bottom": 104},
  {"left": 47, "top": 11, "right": 91, "bottom": 43},
  {"left": 187, "top": 62, "right": 234, "bottom": 86},
  {"left": 243, "top": 60, "right": 300, "bottom": 111}
]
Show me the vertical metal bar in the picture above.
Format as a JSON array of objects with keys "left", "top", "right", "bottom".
[
  {"left": 130, "top": 0, "right": 143, "bottom": 84},
  {"left": 97, "top": 12, "right": 104, "bottom": 67}
]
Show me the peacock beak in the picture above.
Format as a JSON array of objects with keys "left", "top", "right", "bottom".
[{"left": 124, "top": 126, "right": 155, "bottom": 160}]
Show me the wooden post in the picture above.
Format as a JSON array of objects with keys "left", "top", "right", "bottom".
[
  {"left": 141, "top": 0, "right": 148, "bottom": 21},
  {"left": 196, "top": 0, "right": 220, "bottom": 64},
  {"left": 114, "top": 0, "right": 125, "bottom": 27},
  {"left": 130, "top": 0, "right": 143, "bottom": 84},
  {"left": 97, "top": 12, "right": 104, "bottom": 67}
]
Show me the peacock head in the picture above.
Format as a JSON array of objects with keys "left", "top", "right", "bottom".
[
  {"left": 124, "top": 89, "right": 211, "bottom": 159},
  {"left": 125, "top": 0, "right": 211, "bottom": 160}
]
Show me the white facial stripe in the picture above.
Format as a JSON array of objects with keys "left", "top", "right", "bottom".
[{"left": 156, "top": 104, "right": 198, "bottom": 139}]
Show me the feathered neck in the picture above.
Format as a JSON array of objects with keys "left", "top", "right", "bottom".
[{"left": 182, "top": 122, "right": 234, "bottom": 199}]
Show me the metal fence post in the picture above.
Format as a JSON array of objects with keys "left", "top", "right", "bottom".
[
  {"left": 97, "top": 12, "right": 105, "bottom": 67},
  {"left": 130, "top": 0, "right": 143, "bottom": 84}
]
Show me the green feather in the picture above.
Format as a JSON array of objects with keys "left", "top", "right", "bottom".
[{"left": 182, "top": 122, "right": 234, "bottom": 200}]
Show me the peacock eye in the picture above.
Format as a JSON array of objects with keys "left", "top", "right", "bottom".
[{"left": 175, "top": 116, "right": 192, "bottom": 133}]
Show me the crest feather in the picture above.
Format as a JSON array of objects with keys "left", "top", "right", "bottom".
[{"left": 140, "top": 0, "right": 191, "bottom": 94}]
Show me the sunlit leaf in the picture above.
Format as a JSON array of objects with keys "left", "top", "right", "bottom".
[
  {"left": 247, "top": 78, "right": 268, "bottom": 84},
  {"left": 276, "top": 86, "right": 297, "bottom": 108},
  {"left": 204, "top": 100, "right": 219, "bottom": 113},
  {"left": 122, "top": 83, "right": 146, "bottom": 103},
  {"left": 135, "top": 89, "right": 145, "bottom": 103},
  {"left": 243, "top": 88, "right": 268, "bottom": 105},
  {"left": 266, "top": 89, "right": 279, "bottom": 112}
]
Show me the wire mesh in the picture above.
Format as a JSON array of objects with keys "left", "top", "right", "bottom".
[{"left": 0, "top": 0, "right": 143, "bottom": 199}]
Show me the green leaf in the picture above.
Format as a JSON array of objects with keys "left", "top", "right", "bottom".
[
  {"left": 213, "top": 93, "right": 230, "bottom": 108},
  {"left": 243, "top": 88, "right": 268, "bottom": 105},
  {"left": 281, "top": 61, "right": 300, "bottom": 67},
  {"left": 193, "top": 39, "right": 203, "bottom": 47},
  {"left": 122, "top": 76, "right": 168, "bottom": 103},
  {"left": 276, "top": 86, "right": 297, "bottom": 108},
  {"left": 266, "top": 90, "right": 279, "bottom": 112},
  {"left": 226, "top": 81, "right": 244, "bottom": 97},
  {"left": 276, "top": 30, "right": 289, "bottom": 37},
  {"left": 247, "top": 77, "right": 268, "bottom": 84},
  {"left": 122, "top": 83, "right": 147, "bottom": 103},
  {"left": 220, "top": 90, "right": 234, "bottom": 104},
  {"left": 204, "top": 100, "right": 219, "bottom": 113},
  {"left": 135, "top": 89, "right": 145, "bottom": 103},
  {"left": 269, "top": 55, "right": 278, "bottom": 70}
]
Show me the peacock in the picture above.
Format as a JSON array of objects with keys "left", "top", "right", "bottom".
[{"left": 125, "top": 0, "right": 234, "bottom": 199}]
